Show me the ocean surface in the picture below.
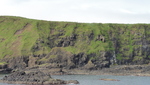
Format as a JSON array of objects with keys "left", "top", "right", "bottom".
[{"left": 0, "top": 74, "right": 150, "bottom": 85}]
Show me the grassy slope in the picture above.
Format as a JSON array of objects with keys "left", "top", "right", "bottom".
[
  {"left": 0, "top": 16, "right": 150, "bottom": 64},
  {"left": 0, "top": 16, "right": 39, "bottom": 58}
]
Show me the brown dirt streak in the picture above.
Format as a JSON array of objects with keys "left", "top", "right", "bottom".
[
  {"left": 10, "top": 23, "right": 33, "bottom": 57},
  {"left": 10, "top": 36, "right": 22, "bottom": 57},
  {"left": 14, "top": 23, "right": 32, "bottom": 35}
]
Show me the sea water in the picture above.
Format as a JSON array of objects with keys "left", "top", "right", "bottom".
[
  {"left": 52, "top": 75, "right": 150, "bottom": 85},
  {"left": 0, "top": 74, "right": 150, "bottom": 85}
]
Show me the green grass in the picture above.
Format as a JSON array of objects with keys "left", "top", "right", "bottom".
[
  {"left": 0, "top": 62, "right": 7, "bottom": 65},
  {"left": 133, "top": 56, "right": 143, "bottom": 61},
  {"left": 64, "top": 46, "right": 79, "bottom": 54},
  {"left": 116, "top": 54, "right": 123, "bottom": 60},
  {"left": 38, "top": 55, "right": 57, "bottom": 63}
]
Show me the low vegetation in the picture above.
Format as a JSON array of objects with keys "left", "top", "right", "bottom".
[{"left": 0, "top": 16, "right": 150, "bottom": 65}]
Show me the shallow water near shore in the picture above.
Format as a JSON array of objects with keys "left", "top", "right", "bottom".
[
  {"left": 0, "top": 74, "right": 150, "bottom": 85},
  {"left": 52, "top": 75, "right": 150, "bottom": 85}
]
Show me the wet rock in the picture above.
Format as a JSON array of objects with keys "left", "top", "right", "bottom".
[
  {"left": 100, "top": 78, "right": 120, "bottom": 81},
  {"left": 67, "top": 80, "right": 79, "bottom": 84}
]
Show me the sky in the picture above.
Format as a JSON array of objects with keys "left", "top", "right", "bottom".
[{"left": 0, "top": 0, "right": 150, "bottom": 23}]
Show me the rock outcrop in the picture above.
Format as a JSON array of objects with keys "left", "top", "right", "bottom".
[
  {"left": 0, "top": 63, "right": 12, "bottom": 73},
  {"left": 1, "top": 71, "right": 79, "bottom": 85}
]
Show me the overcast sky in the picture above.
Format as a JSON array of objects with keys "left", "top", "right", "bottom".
[{"left": 0, "top": 0, "right": 150, "bottom": 23}]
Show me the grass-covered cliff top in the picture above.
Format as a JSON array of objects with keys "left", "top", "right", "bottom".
[{"left": 0, "top": 16, "right": 150, "bottom": 65}]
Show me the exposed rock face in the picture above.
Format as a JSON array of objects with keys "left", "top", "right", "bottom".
[
  {"left": 1, "top": 71, "right": 79, "bottom": 85},
  {"left": 99, "top": 65, "right": 150, "bottom": 76},
  {"left": 0, "top": 64, "right": 12, "bottom": 73},
  {"left": 6, "top": 56, "right": 29, "bottom": 70},
  {"left": 0, "top": 64, "right": 7, "bottom": 69},
  {"left": 0, "top": 68, "right": 12, "bottom": 74}
]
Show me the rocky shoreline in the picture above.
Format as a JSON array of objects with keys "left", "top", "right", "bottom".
[
  {"left": 1, "top": 65, "right": 150, "bottom": 76},
  {"left": 0, "top": 71, "right": 79, "bottom": 85},
  {"left": 33, "top": 65, "right": 150, "bottom": 76},
  {"left": 0, "top": 65, "right": 150, "bottom": 85},
  {"left": 16, "top": 65, "right": 150, "bottom": 76}
]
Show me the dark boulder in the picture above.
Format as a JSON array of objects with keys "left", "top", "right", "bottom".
[
  {"left": 0, "top": 68, "right": 12, "bottom": 74},
  {"left": 0, "top": 63, "right": 12, "bottom": 73}
]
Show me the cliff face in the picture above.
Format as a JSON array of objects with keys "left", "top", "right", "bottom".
[{"left": 0, "top": 16, "right": 150, "bottom": 70}]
